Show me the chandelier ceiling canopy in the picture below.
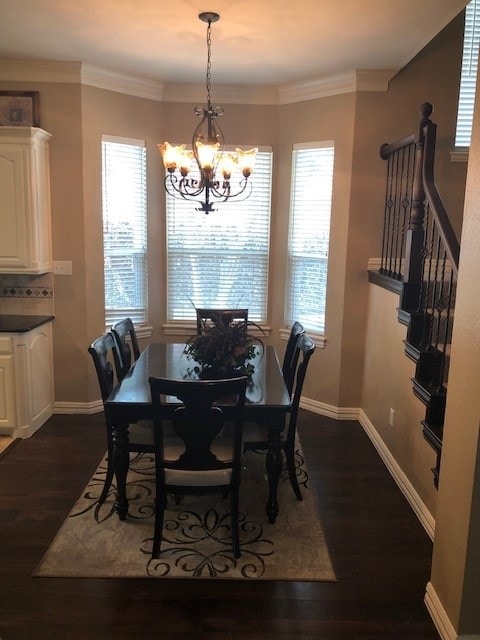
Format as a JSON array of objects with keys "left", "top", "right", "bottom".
[{"left": 159, "top": 12, "right": 258, "bottom": 214}]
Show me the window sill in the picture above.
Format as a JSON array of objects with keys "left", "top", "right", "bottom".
[
  {"left": 279, "top": 327, "right": 326, "bottom": 348},
  {"left": 136, "top": 325, "right": 153, "bottom": 339},
  {"left": 163, "top": 322, "right": 272, "bottom": 338},
  {"left": 450, "top": 148, "right": 468, "bottom": 163},
  {"left": 106, "top": 324, "right": 153, "bottom": 339}
]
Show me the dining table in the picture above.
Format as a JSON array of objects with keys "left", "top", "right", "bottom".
[{"left": 105, "top": 342, "right": 291, "bottom": 524}]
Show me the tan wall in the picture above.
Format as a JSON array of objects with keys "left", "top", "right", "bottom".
[
  {"left": 0, "top": 79, "right": 86, "bottom": 404},
  {"left": 80, "top": 85, "right": 165, "bottom": 401},
  {"left": 391, "top": 10, "right": 466, "bottom": 239},
  {"left": 362, "top": 285, "right": 439, "bottom": 515},
  {"left": 278, "top": 94, "right": 356, "bottom": 408},
  {"left": 430, "top": 59, "right": 480, "bottom": 633},
  {"left": 349, "top": 9, "right": 466, "bottom": 517},
  {"left": 348, "top": 9, "right": 466, "bottom": 413}
]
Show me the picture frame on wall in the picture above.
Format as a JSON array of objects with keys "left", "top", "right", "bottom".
[{"left": 0, "top": 91, "right": 40, "bottom": 127}]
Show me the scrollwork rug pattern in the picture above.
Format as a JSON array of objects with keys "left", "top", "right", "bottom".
[{"left": 35, "top": 443, "right": 336, "bottom": 580}]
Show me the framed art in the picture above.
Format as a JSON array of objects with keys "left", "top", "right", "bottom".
[{"left": 0, "top": 91, "right": 40, "bottom": 127}]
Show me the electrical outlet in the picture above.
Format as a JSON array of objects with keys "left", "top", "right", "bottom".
[
  {"left": 389, "top": 408, "right": 395, "bottom": 427},
  {"left": 53, "top": 260, "right": 73, "bottom": 276}
]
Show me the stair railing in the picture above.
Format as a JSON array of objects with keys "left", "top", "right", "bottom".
[
  {"left": 377, "top": 102, "right": 461, "bottom": 485},
  {"left": 379, "top": 133, "right": 416, "bottom": 281}
]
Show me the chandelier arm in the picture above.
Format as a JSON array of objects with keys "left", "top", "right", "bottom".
[
  {"left": 165, "top": 174, "right": 253, "bottom": 212},
  {"left": 208, "top": 178, "right": 251, "bottom": 201},
  {"left": 165, "top": 174, "right": 206, "bottom": 199}
]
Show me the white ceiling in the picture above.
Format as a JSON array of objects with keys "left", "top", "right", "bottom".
[{"left": 0, "top": 0, "right": 468, "bottom": 88}]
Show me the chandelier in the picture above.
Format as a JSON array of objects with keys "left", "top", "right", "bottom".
[{"left": 159, "top": 12, "right": 258, "bottom": 214}]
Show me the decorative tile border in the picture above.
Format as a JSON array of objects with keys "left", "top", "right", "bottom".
[{"left": 0, "top": 286, "right": 54, "bottom": 299}]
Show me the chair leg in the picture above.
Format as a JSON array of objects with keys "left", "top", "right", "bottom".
[
  {"left": 284, "top": 441, "right": 303, "bottom": 501},
  {"left": 152, "top": 492, "right": 167, "bottom": 559}
]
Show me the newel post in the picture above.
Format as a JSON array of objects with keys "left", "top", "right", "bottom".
[{"left": 400, "top": 102, "right": 432, "bottom": 313}]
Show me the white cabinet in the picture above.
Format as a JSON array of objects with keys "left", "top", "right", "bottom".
[
  {"left": 0, "top": 127, "right": 52, "bottom": 274},
  {"left": 0, "top": 322, "right": 54, "bottom": 438},
  {"left": 0, "top": 338, "right": 16, "bottom": 430}
]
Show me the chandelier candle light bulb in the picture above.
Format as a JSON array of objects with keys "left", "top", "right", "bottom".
[{"left": 159, "top": 11, "right": 258, "bottom": 214}]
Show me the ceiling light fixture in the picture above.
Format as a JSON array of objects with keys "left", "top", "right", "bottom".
[{"left": 159, "top": 12, "right": 258, "bottom": 214}]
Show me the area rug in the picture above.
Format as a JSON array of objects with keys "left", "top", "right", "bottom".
[{"left": 35, "top": 443, "right": 336, "bottom": 580}]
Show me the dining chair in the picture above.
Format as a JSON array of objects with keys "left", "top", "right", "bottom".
[
  {"left": 196, "top": 308, "right": 249, "bottom": 335},
  {"left": 88, "top": 333, "right": 154, "bottom": 504},
  {"left": 148, "top": 375, "right": 248, "bottom": 559},
  {"left": 243, "top": 333, "right": 315, "bottom": 501},
  {"left": 111, "top": 318, "right": 141, "bottom": 381},
  {"left": 282, "top": 321, "right": 305, "bottom": 396}
]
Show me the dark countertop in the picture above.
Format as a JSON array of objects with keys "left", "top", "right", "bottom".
[{"left": 0, "top": 315, "right": 54, "bottom": 333}]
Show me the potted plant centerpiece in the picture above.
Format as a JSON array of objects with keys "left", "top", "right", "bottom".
[{"left": 184, "top": 317, "right": 264, "bottom": 378}]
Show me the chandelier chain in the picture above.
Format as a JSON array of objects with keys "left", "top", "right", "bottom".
[{"left": 206, "top": 19, "right": 213, "bottom": 107}]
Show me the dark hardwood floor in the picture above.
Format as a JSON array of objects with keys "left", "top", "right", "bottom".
[{"left": 0, "top": 410, "right": 439, "bottom": 639}]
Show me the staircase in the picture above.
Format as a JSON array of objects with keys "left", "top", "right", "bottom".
[{"left": 369, "top": 103, "right": 460, "bottom": 487}]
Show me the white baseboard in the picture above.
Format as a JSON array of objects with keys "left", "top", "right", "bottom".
[
  {"left": 300, "top": 396, "right": 360, "bottom": 420},
  {"left": 54, "top": 396, "right": 350, "bottom": 420},
  {"left": 300, "top": 400, "right": 435, "bottom": 539},
  {"left": 425, "top": 582, "right": 457, "bottom": 640},
  {"left": 359, "top": 409, "right": 435, "bottom": 540},
  {"left": 53, "top": 400, "right": 103, "bottom": 415},
  {"left": 424, "top": 582, "right": 480, "bottom": 640}
]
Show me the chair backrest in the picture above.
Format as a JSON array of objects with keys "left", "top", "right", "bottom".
[
  {"left": 149, "top": 376, "right": 247, "bottom": 475},
  {"left": 196, "top": 308, "right": 249, "bottom": 335},
  {"left": 287, "top": 334, "right": 315, "bottom": 442},
  {"left": 282, "top": 321, "right": 305, "bottom": 395},
  {"left": 111, "top": 318, "right": 140, "bottom": 381},
  {"left": 88, "top": 333, "right": 118, "bottom": 403}
]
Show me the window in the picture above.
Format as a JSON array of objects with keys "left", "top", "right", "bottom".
[
  {"left": 455, "top": 0, "right": 480, "bottom": 147},
  {"left": 102, "top": 136, "right": 148, "bottom": 326},
  {"left": 285, "top": 142, "right": 334, "bottom": 334},
  {"left": 166, "top": 149, "right": 273, "bottom": 323}
]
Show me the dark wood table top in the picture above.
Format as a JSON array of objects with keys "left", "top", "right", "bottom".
[{"left": 106, "top": 342, "right": 290, "bottom": 412}]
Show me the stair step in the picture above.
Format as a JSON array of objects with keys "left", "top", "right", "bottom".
[{"left": 422, "top": 420, "right": 443, "bottom": 453}]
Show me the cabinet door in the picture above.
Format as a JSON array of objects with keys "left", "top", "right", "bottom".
[
  {"left": 26, "top": 325, "right": 54, "bottom": 427},
  {"left": 0, "top": 352, "right": 16, "bottom": 429},
  {"left": 0, "top": 128, "right": 52, "bottom": 274},
  {"left": 0, "top": 145, "right": 30, "bottom": 269}
]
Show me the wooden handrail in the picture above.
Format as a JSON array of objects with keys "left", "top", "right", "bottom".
[
  {"left": 380, "top": 133, "right": 416, "bottom": 159},
  {"left": 422, "top": 119, "right": 460, "bottom": 274}
]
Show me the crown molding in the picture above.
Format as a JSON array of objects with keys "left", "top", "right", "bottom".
[
  {"left": 278, "top": 69, "right": 398, "bottom": 104},
  {"left": 0, "top": 59, "right": 397, "bottom": 105},
  {"left": 0, "top": 59, "right": 164, "bottom": 101},
  {"left": 80, "top": 63, "right": 164, "bottom": 101}
]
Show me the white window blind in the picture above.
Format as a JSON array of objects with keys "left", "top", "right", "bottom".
[
  {"left": 285, "top": 142, "right": 334, "bottom": 334},
  {"left": 102, "top": 136, "right": 148, "bottom": 326},
  {"left": 455, "top": 0, "right": 480, "bottom": 147},
  {"left": 166, "top": 149, "right": 273, "bottom": 323}
]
